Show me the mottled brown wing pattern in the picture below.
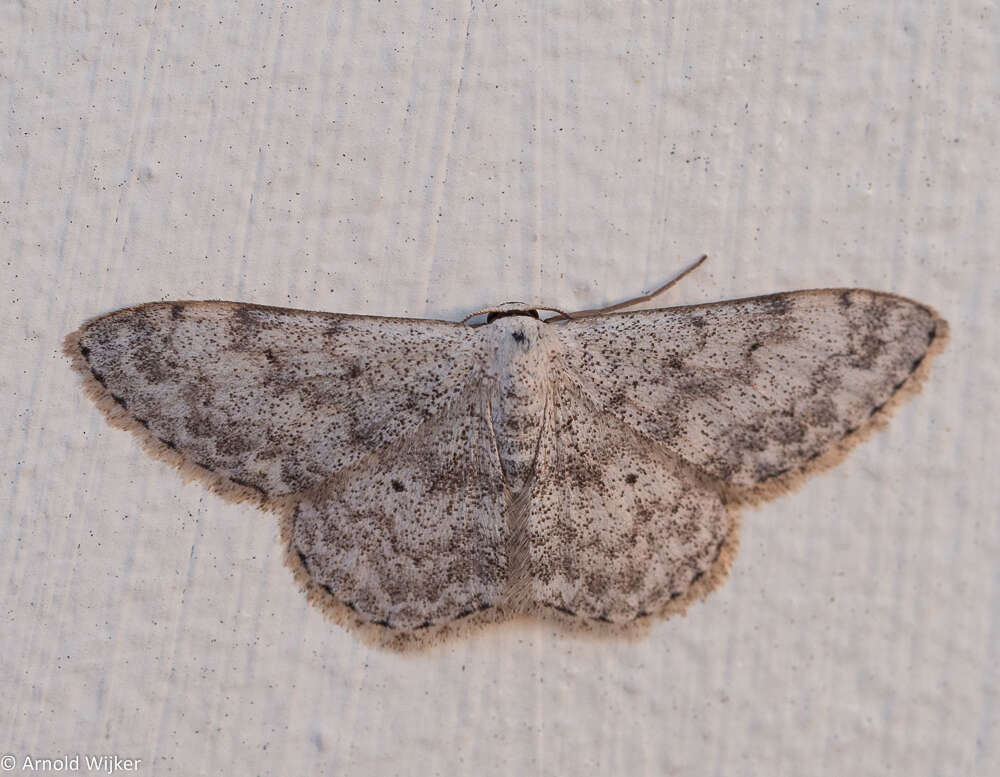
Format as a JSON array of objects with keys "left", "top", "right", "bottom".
[
  {"left": 289, "top": 381, "right": 510, "bottom": 632},
  {"left": 521, "top": 375, "right": 732, "bottom": 623},
  {"left": 554, "top": 289, "right": 945, "bottom": 493},
  {"left": 70, "top": 302, "right": 482, "bottom": 497}
]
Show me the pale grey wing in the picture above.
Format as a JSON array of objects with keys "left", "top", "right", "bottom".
[
  {"left": 66, "top": 301, "right": 482, "bottom": 498},
  {"left": 290, "top": 381, "right": 509, "bottom": 632},
  {"left": 521, "top": 375, "right": 731, "bottom": 623},
  {"left": 554, "top": 289, "right": 946, "bottom": 492}
]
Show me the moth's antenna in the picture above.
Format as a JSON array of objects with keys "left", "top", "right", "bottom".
[{"left": 545, "top": 254, "right": 708, "bottom": 323}]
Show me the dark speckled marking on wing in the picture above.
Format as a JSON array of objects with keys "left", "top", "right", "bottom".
[
  {"left": 75, "top": 302, "right": 485, "bottom": 497},
  {"left": 555, "top": 289, "right": 941, "bottom": 491},
  {"left": 522, "top": 375, "right": 730, "bottom": 622},
  {"left": 291, "top": 381, "right": 509, "bottom": 630}
]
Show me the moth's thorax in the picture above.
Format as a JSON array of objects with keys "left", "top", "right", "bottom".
[{"left": 480, "top": 316, "right": 553, "bottom": 492}]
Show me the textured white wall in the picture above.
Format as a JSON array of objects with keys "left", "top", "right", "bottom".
[{"left": 2, "top": 1, "right": 996, "bottom": 775}]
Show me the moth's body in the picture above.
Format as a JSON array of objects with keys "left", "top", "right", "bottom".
[
  {"left": 65, "top": 281, "right": 947, "bottom": 648},
  {"left": 482, "top": 315, "right": 553, "bottom": 493}
]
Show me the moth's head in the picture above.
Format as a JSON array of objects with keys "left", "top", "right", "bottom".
[
  {"left": 474, "top": 302, "right": 550, "bottom": 355},
  {"left": 484, "top": 302, "right": 541, "bottom": 324},
  {"left": 461, "top": 301, "right": 545, "bottom": 327}
]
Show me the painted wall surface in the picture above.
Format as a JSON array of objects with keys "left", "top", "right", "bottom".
[{"left": 2, "top": 2, "right": 996, "bottom": 775}]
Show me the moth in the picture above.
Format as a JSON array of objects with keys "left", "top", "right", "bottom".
[{"left": 64, "top": 258, "right": 948, "bottom": 648}]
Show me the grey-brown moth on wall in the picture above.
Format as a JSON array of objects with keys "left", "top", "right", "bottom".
[{"left": 64, "top": 262, "right": 947, "bottom": 649}]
